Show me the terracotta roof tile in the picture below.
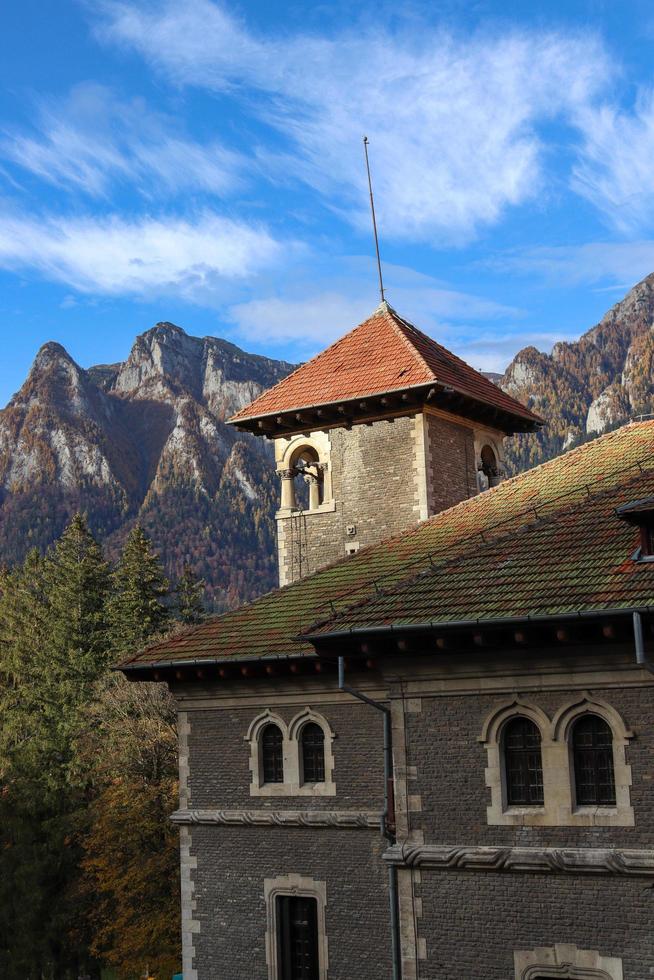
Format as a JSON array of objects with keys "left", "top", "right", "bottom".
[
  {"left": 228, "top": 303, "right": 541, "bottom": 427},
  {"left": 120, "top": 420, "right": 654, "bottom": 670}
]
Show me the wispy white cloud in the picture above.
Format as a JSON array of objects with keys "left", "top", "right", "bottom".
[
  {"left": 572, "top": 89, "right": 654, "bottom": 233},
  {"left": 491, "top": 240, "right": 654, "bottom": 287},
  {"left": 226, "top": 253, "right": 535, "bottom": 371},
  {"left": 95, "top": 0, "right": 612, "bottom": 243},
  {"left": 0, "top": 210, "right": 285, "bottom": 295},
  {"left": 1, "top": 82, "right": 244, "bottom": 199}
]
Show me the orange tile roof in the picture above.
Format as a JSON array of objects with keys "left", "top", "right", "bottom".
[
  {"left": 120, "top": 421, "right": 654, "bottom": 671},
  {"left": 228, "top": 302, "right": 541, "bottom": 428}
]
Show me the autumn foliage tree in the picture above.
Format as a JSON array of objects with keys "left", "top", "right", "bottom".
[{"left": 0, "top": 515, "right": 194, "bottom": 978}]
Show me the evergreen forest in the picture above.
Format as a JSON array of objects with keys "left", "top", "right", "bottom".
[{"left": 0, "top": 516, "right": 197, "bottom": 979}]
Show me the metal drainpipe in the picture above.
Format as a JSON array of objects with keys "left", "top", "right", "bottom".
[
  {"left": 338, "top": 656, "right": 401, "bottom": 980},
  {"left": 633, "top": 611, "right": 654, "bottom": 674}
]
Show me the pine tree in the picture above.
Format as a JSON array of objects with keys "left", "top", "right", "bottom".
[
  {"left": 0, "top": 516, "right": 110, "bottom": 979},
  {"left": 107, "top": 526, "right": 170, "bottom": 656},
  {"left": 174, "top": 564, "right": 206, "bottom": 624}
]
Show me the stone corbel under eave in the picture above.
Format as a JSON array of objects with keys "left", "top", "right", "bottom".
[
  {"left": 171, "top": 808, "right": 382, "bottom": 829},
  {"left": 383, "top": 843, "right": 654, "bottom": 877}
]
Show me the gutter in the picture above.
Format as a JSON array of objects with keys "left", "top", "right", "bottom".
[
  {"left": 338, "top": 656, "right": 401, "bottom": 980},
  {"left": 632, "top": 611, "right": 654, "bottom": 674},
  {"left": 305, "top": 605, "right": 654, "bottom": 643}
]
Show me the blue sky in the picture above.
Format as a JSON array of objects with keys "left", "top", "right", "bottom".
[{"left": 2, "top": 0, "right": 654, "bottom": 404}]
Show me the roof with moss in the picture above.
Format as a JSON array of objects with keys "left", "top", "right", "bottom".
[{"left": 120, "top": 420, "right": 654, "bottom": 672}]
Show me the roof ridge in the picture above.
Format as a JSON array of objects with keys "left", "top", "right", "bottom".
[
  {"left": 303, "top": 462, "right": 653, "bottom": 636},
  {"left": 383, "top": 305, "right": 438, "bottom": 378},
  {"left": 308, "top": 422, "right": 654, "bottom": 618},
  {"left": 230, "top": 305, "right": 388, "bottom": 421}
]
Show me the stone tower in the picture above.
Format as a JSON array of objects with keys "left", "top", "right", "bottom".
[{"left": 229, "top": 302, "right": 541, "bottom": 585}]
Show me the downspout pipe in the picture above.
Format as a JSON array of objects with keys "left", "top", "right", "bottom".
[
  {"left": 633, "top": 611, "right": 654, "bottom": 674},
  {"left": 338, "top": 656, "right": 401, "bottom": 980}
]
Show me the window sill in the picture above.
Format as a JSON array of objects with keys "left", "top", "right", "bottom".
[
  {"left": 250, "top": 781, "right": 337, "bottom": 798},
  {"left": 276, "top": 501, "right": 336, "bottom": 519}
]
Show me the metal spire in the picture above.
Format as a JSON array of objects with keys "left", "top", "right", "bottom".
[{"left": 363, "top": 136, "right": 385, "bottom": 304}]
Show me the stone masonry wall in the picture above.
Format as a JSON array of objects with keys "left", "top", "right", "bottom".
[
  {"left": 417, "top": 871, "right": 652, "bottom": 979},
  {"left": 180, "top": 696, "right": 391, "bottom": 978},
  {"left": 277, "top": 411, "right": 483, "bottom": 585},
  {"left": 188, "top": 826, "right": 391, "bottom": 980},
  {"left": 424, "top": 410, "right": 479, "bottom": 516},
  {"left": 185, "top": 700, "right": 385, "bottom": 811},
  {"left": 406, "top": 685, "right": 654, "bottom": 849},
  {"left": 278, "top": 415, "right": 422, "bottom": 584}
]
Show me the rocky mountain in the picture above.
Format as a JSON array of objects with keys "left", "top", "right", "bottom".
[
  {"left": 501, "top": 273, "right": 654, "bottom": 473},
  {"left": 0, "top": 323, "right": 294, "bottom": 611}
]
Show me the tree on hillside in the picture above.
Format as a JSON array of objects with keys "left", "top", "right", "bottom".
[
  {"left": 81, "top": 525, "right": 181, "bottom": 977},
  {"left": 0, "top": 516, "right": 110, "bottom": 979},
  {"left": 79, "top": 676, "right": 180, "bottom": 979},
  {"left": 107, "top": 525, "right": 170, "bottom": 657},
  {"left": 174, "top": 563, "right": 206, "bottom": 624}
]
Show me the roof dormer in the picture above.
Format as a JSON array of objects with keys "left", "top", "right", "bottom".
[{"left": 616, "top": 496, "right": 654, "bottom": 561}]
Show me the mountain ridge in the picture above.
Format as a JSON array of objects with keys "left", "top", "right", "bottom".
[
  {"left": 2, "top": 275, "right": 654, "bottom": 606},
  {"left": 0, "top": 323, "right": 295, "bottom": 610},
  {"left": 500, "top": 272, "right": 654, "bottom": 472}
]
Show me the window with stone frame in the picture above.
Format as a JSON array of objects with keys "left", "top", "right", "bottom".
[
  {"left": 247, "top": 708, "right": 336, "bottom": 797},
  {"left": 300, "top": 723, "right": 325, "bottom": 784},
  {"left": 503, "top": 716, "right": 544, "bottom": 806},
  {"left": 572, "top": 714, "right": 616, "bottom": 806},
  {"left": 262, "top": 723, "right": 285, "bottom": 783},
  {"left": 481, "top": 696, "right": 634, "bottom": 827}
]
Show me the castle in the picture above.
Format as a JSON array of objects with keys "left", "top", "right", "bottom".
[{"left": 121, "top": 302, "right": 654, "bottom": 980}]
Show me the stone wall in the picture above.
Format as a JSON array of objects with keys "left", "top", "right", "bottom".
[
  {"left": 405, "top": 685, "right": 654, "bottom": 848},
  {"left": 185, "top": 700, "right": 386, "bottom": 811},
  {"left": 187, "top": 825, "right": 391, "bottom": 980},
  {"left": 173, "top": 656, "right": 654, "bottom": 978},
  {"left": 423, "top": 410, "right": 479, "bottom": 515},
  {"left": 277, "top": 410, "right": 487, "bottom": 586},
  {"left": 178, "top": 694, "right": 392, "bottom": 977},
  {"left": 416, "top": 871, "right": 651, "bottom": 979}
]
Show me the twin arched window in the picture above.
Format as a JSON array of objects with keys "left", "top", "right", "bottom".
[
  {"left": 503, "top": 713, "right": 616, "bottom": 808},
  {"left": 260, "top": 721, "right": 326, "bottom": 787}
]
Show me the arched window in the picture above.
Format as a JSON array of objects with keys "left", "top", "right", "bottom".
[
  {"left": 292, "top": 447, "right": 324, "bottom": 512},
  {"left": 479, "top": 444, "right": 500, "bottom": 491},
  {"left": 261, "top": 724, "right": 284, "bottom": 784},
  {"left": 301, "top": 723, "right": 325, "bottom": 784},
  {"left": 503, "top": 717, "right": 544, "bottom": 806},
  {"left": 572, "top": 715, "right": 616, "bottom": 806}
]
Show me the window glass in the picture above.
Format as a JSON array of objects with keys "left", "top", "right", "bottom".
[
  {"left": 301, "top": 723, "right": 325, "bottom": 783},
  {"left": 276, "top": 895, "right": 319, "bottom": 980},
  {"left": 572, "top": 715, "right": 616, "bottom": 806},
  {"left": 503, "top": 717, "right": 544, "bottom": 806},
  {"left": 262, "top": 724, "right": 284, "bottom": 783}
]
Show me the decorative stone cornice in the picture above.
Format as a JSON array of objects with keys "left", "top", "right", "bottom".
[
  {"left": 171, "top": 808, "right": 381, "bottom": 829},
  {"left": 383, "top": 843, "right": 654, "bottom": 877}
]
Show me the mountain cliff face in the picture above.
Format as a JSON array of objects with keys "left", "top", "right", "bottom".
[
  {"left": 0, "top": 323, "right": 294, "bottom": 610},
  {"left": 501, "top": 273, "right": 654, "bottom": 473},
  {"left": 3, "top": 276, "right": 653, "bottom": 604}
]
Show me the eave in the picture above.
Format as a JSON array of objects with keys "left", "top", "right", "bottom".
[
  {"left": 118, "top": 605, "right": 654, "bottom": 685},
  {"left": 303, "top": 605, "right": 654, "bottom": 660},
  {"left": 227, "top": 381, "right": 542, "bottom": 439}
]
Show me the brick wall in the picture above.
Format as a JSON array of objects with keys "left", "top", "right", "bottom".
[
  {"left": 406, "top": 686, "right": 654, "bottom": 848},
  {"left": 188, "top": 826, "right": 391, "bottom": 979},
  {"left": 186, "top": 700, "right": 385, "bottom": 811},
  {"left": 417, "top": 871, "right": 652, "bottom": 979}
]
